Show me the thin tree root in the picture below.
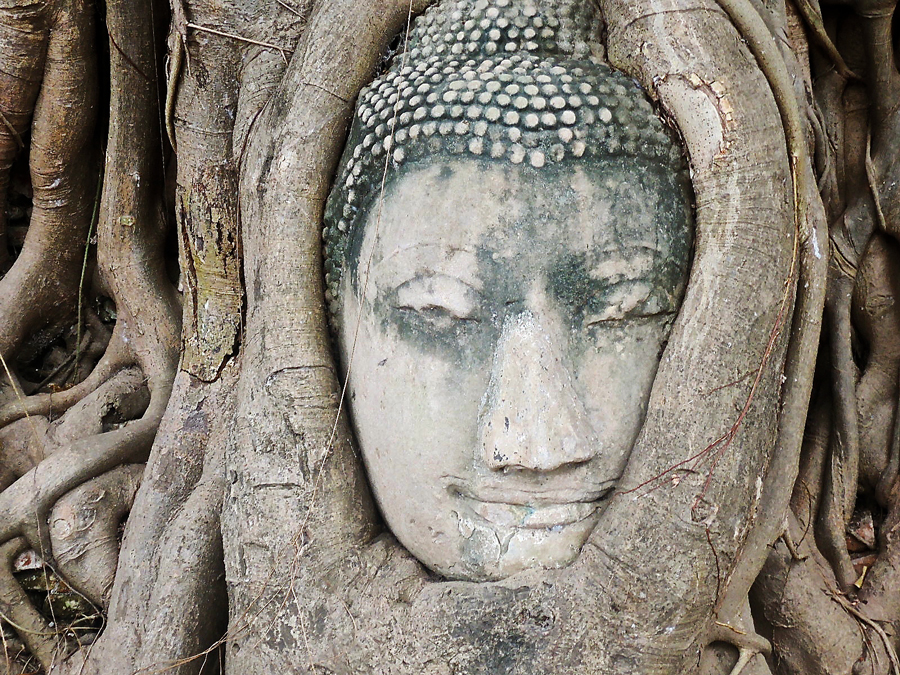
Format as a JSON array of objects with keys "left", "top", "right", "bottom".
[
  {"left": 0, "top": 537, "right": 74, "bottom": 670},
  {"left": 32, "top": 332, "right": 92, "bottom": 395},
  {"left": 0, "top": 322, "right": 133, "bottom": 430},
  {"left": 728, "top": 647, "right": 759, "bottom": 675},
  {"left": 790, "top": 392, "right": 829, "bottom": 529},
  {"left": 820, "top": 283, "right": 862, "bottom": 590},
  {"left": 782, "top": 517, "right": 809, "bottom": 561},
  {"left": 165, "top": 0, "right": 189, "bottom": 153},
  {"left": 831, "top": 591, "right": 900, "bottom": 675},
  {"left": 706, "top": 611, "right": 772, "bottom": 675},
  {"left": 792, "top": 0, "right": 857, "bottom": 80},
  {"left": 187, "top": 23, "right": 293, "bottom": 59},
  {"left": 710, "top": 622, "right": 772, "bottom": 657}
]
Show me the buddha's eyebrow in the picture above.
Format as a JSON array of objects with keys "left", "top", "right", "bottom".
[
  {"left": 377, "top": 242, "right": 477, "bottom": 263},
  {"left": 373, "top": 243, "right": 482, "bottom": 289}
]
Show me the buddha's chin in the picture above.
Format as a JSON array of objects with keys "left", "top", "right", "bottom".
[{"left": 411, "top": 506, "right": 603, "bottom": 582}]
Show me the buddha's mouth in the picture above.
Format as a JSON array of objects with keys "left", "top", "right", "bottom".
[
  {"left": 452, "top": 486, "right": 612, "bottom": 530},
  {"left": 467, "top": 499, "right": 600, "bottom": 530}
]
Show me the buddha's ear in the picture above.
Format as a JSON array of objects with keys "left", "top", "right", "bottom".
[
  {"left": 581, "top": 0, "right": 825, "bottom": 666},
  {"left": 227, "top": 0, "right": 426, "bottom": 571}
]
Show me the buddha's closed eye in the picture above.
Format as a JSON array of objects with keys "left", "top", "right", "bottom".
[
  {"left": 394, "top": 274, "right": 483, "bottom": 324},
  {"left": 579, "top": 279, "right": 674, "bottom": 327}
]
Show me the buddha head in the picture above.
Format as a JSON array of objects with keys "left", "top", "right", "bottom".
[{"left": 323, "top": 0, "right": 693, "bottom": 582}]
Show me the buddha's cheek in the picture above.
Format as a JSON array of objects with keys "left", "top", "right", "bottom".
[
  {"left": 573, "top": 318, "right": 673, "bottom": 474},
  {"left": 345, "top": 313, "right": 488, "bottom": 570}
]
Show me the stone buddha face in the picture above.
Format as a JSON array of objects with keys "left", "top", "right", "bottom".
[
  {"left": 323, "top": 0, "right": 692, "bottom": 582},
  {"left": 333, "top": 157, "right": 690, "bottom": 581}
]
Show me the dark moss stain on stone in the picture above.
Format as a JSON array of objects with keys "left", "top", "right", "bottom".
[
  {"left": 547, "top": 251, "right": 603, "bottom": 324},
  {"left": 438, "top": 163, "right": 455, "bottom": 181},
  {"left": 376, "top": 293, "right": 495, "bottom": 367}
]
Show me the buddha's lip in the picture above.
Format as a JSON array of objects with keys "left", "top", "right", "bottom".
[
  {"left": 451, "top": 482, "right": 614, "bottom": 506},
  {"left": 452, "top": 484, "right": 613, "bottom": 529},
  {"left": 459, "top": 496, "right": 602, "bottom": 530}
]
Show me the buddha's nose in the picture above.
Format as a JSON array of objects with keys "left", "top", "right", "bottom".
[{"left": 478, "top": 311, "right": 598, "bottom": 472}]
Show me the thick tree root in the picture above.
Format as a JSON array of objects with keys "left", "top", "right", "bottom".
[
  {"left": 64, "top": 369, "right": 232, "bottom": 675},
  {"left": 49, "top": 464, "right": 144, "bottom": 608},
  {"left": 0, "top": 0, "right": 98, "bottom": 361},
  {"left": 48, "top": 367, "right": 149, "bottom": 447},
  {"left": 753, "top": 514, "right": 895, "bottom": 674},
  {"left": 708, "top": 0, "right": 829, "bottom": 631},
  {"left": 0, "top": 0, "right": 47, "bottom": 274},
  {"left": 853, "top": 235, "right": 900, "bottom": 500}
]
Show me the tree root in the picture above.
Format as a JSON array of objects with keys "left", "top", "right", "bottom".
[
  {"left": 0, "top": 376, "right": 168, "bottom": 666},
  {"left": 0, "top": 389, "right": 168, "bottom": 561},
  {"left": 856, "top": 478, "right": 900, "bottom": 651},
  {"left": 0, "top": 364, "right": 147, "bottom": 514},
  {"left": 49, "top": 464, "right": 144, "bottom": 608},
  {"left": 0, "top": 0, "right": 99, "bottom": 362},
  {"left": 24, "top": 0, "right": 187, "bottom": 667},
  {"left": 0, "top": 321, "right": 132, "bottom": 430},
  {"left": 793, "top": 0, "right": 857, "bottom": 80},
  {"left": 0, "top": 349, "right": 169, "bottom": 668},
  {"left": 48, "top": 367, "right": 149, "bottom": 448},
  {"left": 165, "top": 0, "right": 190, "bottom": 153},
  {"left": 703, "top": 595, "right": 771, "bottom": 675},
  {"left": 727, "top": 648, "right": 761, "bottom": 675},
  {"left": 709, "top": 622, "right": 771, "bottom": 659},
  {"left": 709, "top": 0, "right": 828, "bottom": 630},
  {"left": 790, "top": 395, "right": 828, "bottom": 535},
  {"left": 808, "top": 0, "right": 900, "bottom": 594},
  {"left": 820, "top": 278, "right": 862, "bottom": 590},
  {"left": 2, "top": 0, "right": 898, "bottom": 673},
  {"left": 831, "top": 591, "right": 900, "bottom": 675},
  {"left": 753, "top": 512, "right": 894, "bottom": 674},
  {"left": 846, "top": 234, "right": 900, "bottom": 512},
  {"left": 0, "top": 415, "right": 50, "bottom": 493},
  {"left": 0, "top": 0, "right": 47, "bottom": 275},
  {"left": 781, "top": 516, "right": 809, "bottom": 561},
  {"left": 66, "top": 369, "right": 232, "bottom": 675},
  {"left": 0, "top": 538, "right": 75, "bottom": 671}
]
